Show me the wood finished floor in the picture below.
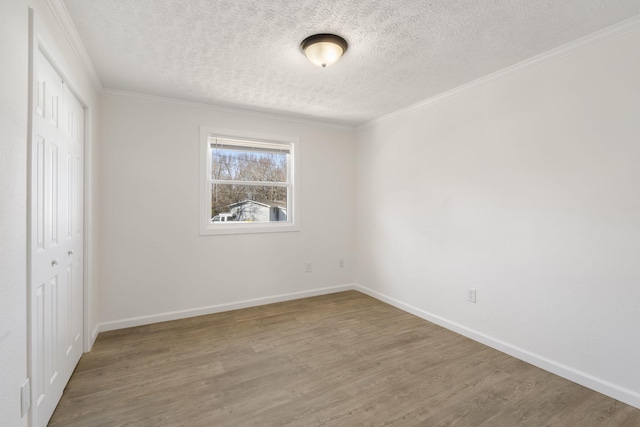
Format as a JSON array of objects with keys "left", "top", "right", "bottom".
[{"left": 49, "top": 291, "right": 640, "bottom": 426}]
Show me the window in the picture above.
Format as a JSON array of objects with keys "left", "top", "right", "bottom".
[{"left": 200, "top": 127, "right": 299, "bottom": 235}]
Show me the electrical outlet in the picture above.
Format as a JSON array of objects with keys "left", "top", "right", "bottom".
[
  {"left": 467, "top": 288, "right": 477, "bottom": 304},
  {"left": 305, "top": 262, "right": 312, "bottom": 273},
  {"left": 21, "top": 378, "right": 30, "bottom": 417},
  {"left": 339, "top": 259, "right": 344, "bottom": 268}
]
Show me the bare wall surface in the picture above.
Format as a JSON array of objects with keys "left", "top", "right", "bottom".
[
  {"left": 356, "top": 26, "right": 640, "bottom": 406},
  {"left": 0, "top": 1, "right": 29, "bottom": 425},
  {"left": 99, "top": 94, "right": 356, "bottom": 326}
]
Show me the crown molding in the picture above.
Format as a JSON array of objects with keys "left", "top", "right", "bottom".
[
  {"left": 359, "top": 14, "right": 640, "bottom": 131},
  {"left": 101, "top": 88, "right": 357, "bottom": 131},
  {"left": 46, "top": 0, "right": 103, "bottom": 92}
]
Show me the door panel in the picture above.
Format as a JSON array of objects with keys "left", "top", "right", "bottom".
[{"left": 30, "top": 49, "right": 84, "bottom": 427}]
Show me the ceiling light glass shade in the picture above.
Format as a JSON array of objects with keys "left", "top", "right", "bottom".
[{"left": 301, "top": 34, "right": 348, "bottom": 68}]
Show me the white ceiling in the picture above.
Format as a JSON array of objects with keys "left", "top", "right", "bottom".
[{"left": 62, "top": 0, "right": 640, "bottom": 126}]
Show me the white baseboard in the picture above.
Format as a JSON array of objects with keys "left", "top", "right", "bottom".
[
  {"left": 97, "top": 284, "right": 356, "bottom": 333},
  {"left": 90, "top": 323, "right": 99, "bottom": 345},
  {"left": 355, "top": 284, "right": 640, "bottom": 410}
]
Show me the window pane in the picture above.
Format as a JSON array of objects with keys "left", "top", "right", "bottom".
[
  {"left": 211, "top": 148, "right": 288, "bottom": 182},
  {"left": 211, "top": 184, "right": 288, "bottom": 223}
]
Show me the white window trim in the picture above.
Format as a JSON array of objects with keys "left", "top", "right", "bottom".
[{"left": 199, "top": 126, "right": 300, "bottom": 235}]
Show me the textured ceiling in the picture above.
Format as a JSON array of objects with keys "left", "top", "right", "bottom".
[{"left": 62, "top": 0, "right": 640, "bottom": 126}]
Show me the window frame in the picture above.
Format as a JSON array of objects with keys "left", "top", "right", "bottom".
[{"left": 199, "top": 127, "right": 300, "bottom": 235}]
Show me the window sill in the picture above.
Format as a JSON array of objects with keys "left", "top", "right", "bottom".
[{"left": 199, "top": 222, "right": 300, "bottom": 236}]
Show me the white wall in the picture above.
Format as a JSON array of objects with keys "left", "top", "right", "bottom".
[
  {"left": 0, "top": 0, "right": 100, "bottom": 423},
  {"left": 356, "top": 25, "right": 640, "bottom": 407},
  {"left": 0, "top": 1, "right": 29, "bottom": 424},
  {"left": 99, "top": 93, "right": 356, "bottom": 328}
]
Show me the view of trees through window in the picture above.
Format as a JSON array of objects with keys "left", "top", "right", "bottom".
[{"left": 210, "top": 147, "right": 289, "bottom": 222}]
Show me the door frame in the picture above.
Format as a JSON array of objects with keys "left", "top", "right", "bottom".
[{"left": 26, "top": 7, "right": 95, "bottom": 424}]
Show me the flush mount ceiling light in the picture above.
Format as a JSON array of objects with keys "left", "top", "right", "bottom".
[{"left": 301, "top": 33, "right": 348, "bottom": 68}]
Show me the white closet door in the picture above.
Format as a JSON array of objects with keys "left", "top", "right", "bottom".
[{"left": 30, "top": 49, "right": 84, "bottom": 427}]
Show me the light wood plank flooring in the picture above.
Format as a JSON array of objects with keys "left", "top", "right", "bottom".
[{"left": 50, "top": 291, "right": 640, "bottom": 426}]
